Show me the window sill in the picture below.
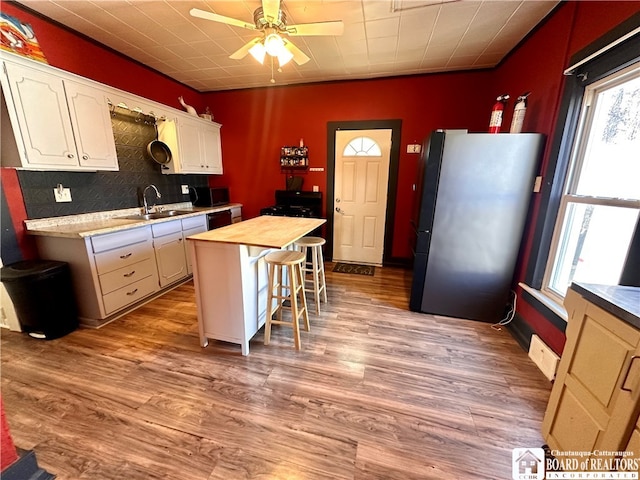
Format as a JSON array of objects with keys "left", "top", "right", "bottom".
[{"left": 518, "top": 282, "right": 568, "bottom": 322}]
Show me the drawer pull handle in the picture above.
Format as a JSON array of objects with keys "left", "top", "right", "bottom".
[
  {"left": 123, "top": 271, "right": 135, "bottom": 277},
  {"left": 621, "top": 355, "right": 640, "bottom": 392},
  {"left": 120, "top": 253, "right": 132, "bottom": 259},
  {"left": 126, "top": 288, "right": 138, "bottom": 296}
]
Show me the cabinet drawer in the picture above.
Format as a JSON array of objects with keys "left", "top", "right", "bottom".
[
  {"left": 98, "top": 258, "right": 156, "bottom": 295},
  {"left": 182, "top": 215, "right": 206, "bottom": 231},
  {"left": 94, "top": 240, "right": 152, "bottom": 275},
  {"left": 103, "top": 274, "right": 158, "bottom": 315},
  {"left": 152, "top": 220, "right": 182, "bottom": 238},
  {"left": 91, "top": 227, "right": 150, "bottom": 253}
]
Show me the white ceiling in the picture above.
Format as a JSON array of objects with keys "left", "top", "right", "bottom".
[{"left": 17, "top": 0, "right": 559, "bottom": 92}]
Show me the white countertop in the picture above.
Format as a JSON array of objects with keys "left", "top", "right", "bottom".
[{"left": 24, "top": 202, "right": 242, "bottom": 239}]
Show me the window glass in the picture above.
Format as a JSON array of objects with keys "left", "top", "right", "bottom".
[
  {"left": 575, "top": 74, "right": 640, "bottom": 199},
  {"left": 544, "top": 62, "right": 640, "bottom": 300},
  {"left": 548, "top": 203, "right": 639, "bottom": 296},
  {"left": 343, "top": 136, "right": 382, "bottom": 156}
]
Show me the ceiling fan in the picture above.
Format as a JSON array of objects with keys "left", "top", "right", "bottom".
[{"left": 190, "top": 0, "right": 344, "bottom": 68}]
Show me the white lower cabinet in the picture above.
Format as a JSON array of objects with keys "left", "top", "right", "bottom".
[
  {"left": 151, "top": 216, "right": 207, "bottom": 287},
  {"left": 153, "top": 230, "right": 188, "bottom": 288},
  {"left": 182, "top": 215, "right": 208, "bottom": 274},
  {"left": 34, "top": 214, "right": 209, "bottom": 326}
]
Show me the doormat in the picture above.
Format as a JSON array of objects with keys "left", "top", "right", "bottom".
[{"left": 332, "top": 263, "right": 375, "bottom": 276}]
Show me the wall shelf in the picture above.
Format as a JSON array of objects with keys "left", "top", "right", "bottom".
[{"left": 280, "top": 146, "right": 308, "bottom": 168}]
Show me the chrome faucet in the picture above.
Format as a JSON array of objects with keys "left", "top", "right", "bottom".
[{"left": 142, "top": 184, "right": 161, "bottom": 214}]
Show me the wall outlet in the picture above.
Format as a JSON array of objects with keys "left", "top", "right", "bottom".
[
  {"left": 181, "top": 185, "right": 189, "bottom": 194},
  {"left": 53, "top": 187, "right": 72, "bottom": 202}
]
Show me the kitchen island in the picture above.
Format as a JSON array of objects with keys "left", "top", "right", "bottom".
[{"left": 187, "top": 215, "right": 326, "bottom": 355}]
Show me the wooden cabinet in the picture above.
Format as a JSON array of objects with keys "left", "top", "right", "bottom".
[
  {"left": 542, "top": 287, "right": 640, "bottom": 457},
  {"left": 159, "top": 116, "right": 222, "bottom": 174},
  {"left": 1, "top": 59, "right": 118, "bottom": 171}
]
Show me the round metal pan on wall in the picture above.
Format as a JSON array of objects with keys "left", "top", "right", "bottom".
[{"left": 147, "top": 123, "right": 172, "bottom": 166}]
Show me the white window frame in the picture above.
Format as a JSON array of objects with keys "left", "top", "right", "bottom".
[{"left": 541, "top": 62, "right": 640, "bottom": 304}]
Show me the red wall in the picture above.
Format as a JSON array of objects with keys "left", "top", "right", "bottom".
[
  {"left": 492, "top": 1, "right": 640, "bottom": 354},
  {"left": 204, "top": 72, "right": 494, "bottom": 258}
]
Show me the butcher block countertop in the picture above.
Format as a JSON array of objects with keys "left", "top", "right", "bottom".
[{"left": 188, "top": 216, "right": 325, "bottom": 249}]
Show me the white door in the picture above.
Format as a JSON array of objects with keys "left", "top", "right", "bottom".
[{"left": 333, "top": 129, "right": 391, "bottom": 265}]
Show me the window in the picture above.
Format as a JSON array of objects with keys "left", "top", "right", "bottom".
[
  {"left": 343, "top": 136, "right": 382, "bottom": 156},
  {"left": 542, "top": 62, "right": 640, "bottom": 302}
]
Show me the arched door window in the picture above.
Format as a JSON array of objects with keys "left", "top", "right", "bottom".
[{"left": 342, "top": 136, "right": 382, "bottom": 156}]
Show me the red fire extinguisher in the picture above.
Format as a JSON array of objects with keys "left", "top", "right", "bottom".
[{"left": 489, "top": 94, "right": 510, "bottom": 134}]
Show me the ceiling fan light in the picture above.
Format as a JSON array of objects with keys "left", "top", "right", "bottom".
[
  {"left": 249, "top": 42, "right": 266, "bottom": 64},
  {"left": 277, "top": 48, "right": 294, "bottom": 67},
  {"left": 264, "top": 33, "right": 284, "bottom": 56}
]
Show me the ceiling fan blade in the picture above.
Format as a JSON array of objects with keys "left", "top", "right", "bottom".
[
  {"left": 261, "top": 0, "right": 281, "bottom": 24},
  {"left": 285, "top": 20, "right": 344, "bottom": 36},
  {"left": 230, "top": 37, "right": 263, "bottom": 60},
  {"left": 190, "top": 8, "right": 256, "bottom": 31},
  {"left": 283, "top": 39, "right": 310, "bottom": 65}
]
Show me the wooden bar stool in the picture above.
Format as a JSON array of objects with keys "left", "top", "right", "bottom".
[
  {"left": 264, "top": 250, "right": 310, "bottom": 350},
  {"left": 294, "top": 236, "right": 327, "bottom": 314}
]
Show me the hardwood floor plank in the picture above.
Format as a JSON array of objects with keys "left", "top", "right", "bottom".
[{"left": 1, "top": 265, "right": 551, "bottom": 479}]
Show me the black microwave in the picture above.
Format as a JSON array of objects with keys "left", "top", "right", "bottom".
[{"left": 191, "top": 187, "right": 230, "bottom": 207}]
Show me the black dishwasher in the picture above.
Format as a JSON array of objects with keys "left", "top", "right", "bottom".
[{"left": 207, "top": 210, "right": 232, "bottom": 230}]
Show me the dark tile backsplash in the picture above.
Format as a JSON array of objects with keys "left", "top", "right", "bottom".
[{"left": 18, "top": 110, "right": 208, "bottom": 219}]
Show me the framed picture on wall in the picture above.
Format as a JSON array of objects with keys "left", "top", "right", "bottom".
[{"left": 0, "top": 12, "right": 47, "bottom": 63}]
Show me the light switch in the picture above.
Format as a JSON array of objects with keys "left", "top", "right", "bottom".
[
  {"left": 181, "top": 185, "right": 189, "bottom": 194},
  {"left": 406, "top": 144, "right": 421, "bottom": 154}
]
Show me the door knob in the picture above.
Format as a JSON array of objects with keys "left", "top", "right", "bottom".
[{"left": 335, "top": 207, "right": 344, "bottom": 214}]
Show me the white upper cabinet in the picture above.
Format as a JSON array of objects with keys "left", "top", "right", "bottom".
[
  {"left": 0, "top": 51, "right": 223, "bottom": 174},
  {"left": 64, "top": 80, "right": 119, "bottom": 170},
  {"left": 1, "top": 59, "right": 118, "bottom": 171},
  {"left": 159, "top": 116, "right": 223, "bottom": 175}
]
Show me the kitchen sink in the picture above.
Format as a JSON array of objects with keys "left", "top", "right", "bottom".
[{"left": 121, "top": 210, "right": 193, "bottom": 221}]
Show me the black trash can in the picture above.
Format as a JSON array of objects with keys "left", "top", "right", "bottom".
[{"left": 0, "top": 260, "right": 78, "bottom": 339}]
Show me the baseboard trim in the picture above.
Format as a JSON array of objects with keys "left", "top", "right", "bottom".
[{"left": 506, "top": 312, "right": 535, "bottom": 352}]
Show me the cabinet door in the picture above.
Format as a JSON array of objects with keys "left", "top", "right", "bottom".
[
  {"left": 182, "top": 216, "right": 207, "bottom": 275},
  {"left": 543, "top": 289, "right": 640, "bottom": 454},
  {"left": 177, "top": 117, "right": 204, "bottom": 171},
  {"left": 3, "top": 61, "right": 78, "bottom": 167},
  {"left": 65, "top": 81, "right": 118, "bottom": 170},
  {"left": 202, "top": 122, "right": 223, "bottom": 174},
  {"left": 154, "top": 232, "right": 188, "bottom": 287}
]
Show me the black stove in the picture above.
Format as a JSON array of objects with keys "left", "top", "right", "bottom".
[{"left": 260, "top": 190, "right": 322, "bottom": 218}]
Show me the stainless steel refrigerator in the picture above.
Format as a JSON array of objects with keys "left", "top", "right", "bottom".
[{"left": 409, "top": 130, "right": 544, "bottom": 322}]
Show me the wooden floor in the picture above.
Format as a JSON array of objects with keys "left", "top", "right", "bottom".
[{"left": 1, "top": 264, "right": 551, "bottom": 479}]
